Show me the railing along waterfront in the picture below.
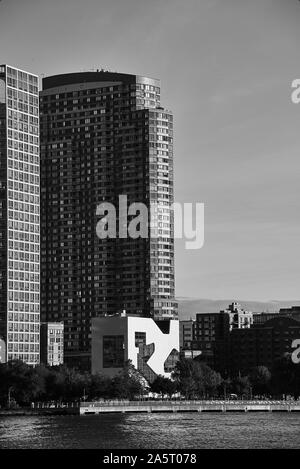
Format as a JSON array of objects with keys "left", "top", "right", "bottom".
[{"left": 80, "top": 399, "right": 300, "bottom": 414}]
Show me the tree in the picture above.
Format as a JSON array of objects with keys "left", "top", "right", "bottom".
[
  {"left": 172, "top": 358, "right": 198, "bottom": 399},
  {"left": 44, "top": 367, "right": 67, "bottom": 401},
  {"left": 111, "top": 361, "right": 145, "bottom": 400},
  {"left": 29, "top": 364, "right": 49, "bottom": 401},
  {"left": 271, "top": 353, "right": 300, "bottom": 399},
  {"left": 172, "top": 358, "right": 222, "bottom": 399},
  {"left": 204, "top": 367, "right": 222, "bottom": 397},
  {"left": 150, "top": 375, "right": 177, "bottom": 398},
  {"left": 60, "top": 366, "right": 90, "bottom": 401},
  {"left": 0, "top": 360, "right": 47, "bottom": 406},
  {"left": 221, "top": 377, "right": 232, "bottom": 400},
  {"left": 231, "top": 375, "right": 251, "bottom": 398},
  {"left": 89, "top": 373, "right": 113, "bottom": 400},
  {"left": 249, "top": 366, "right": 271, "bottom": 397}
]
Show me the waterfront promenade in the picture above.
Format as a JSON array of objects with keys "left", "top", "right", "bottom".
[
  {"left": 80, "top": 400, "right": 300, "bottom": 415},
  {"left": 2, "top": 400, "right": 299, "bottom": 416}
]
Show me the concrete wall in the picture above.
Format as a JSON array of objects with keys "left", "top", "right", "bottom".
[
  {"left": 127, "top": 316, "right": 179, "bottom": 379},
  {"left": 91, "top": 316, "right": 179, "bottom": 380},
  {"left": 91, "top": 316, "right": 128, "bottom": 377}
]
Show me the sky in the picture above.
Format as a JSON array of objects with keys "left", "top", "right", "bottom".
[{"left": 0, "top": 0, "right": 300, "bottom": 301}]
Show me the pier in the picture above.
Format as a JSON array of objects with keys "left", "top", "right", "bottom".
[{"left": 80, "top": 400, "right": 300, "bottom": 415}]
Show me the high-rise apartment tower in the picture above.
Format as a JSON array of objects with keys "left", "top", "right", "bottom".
[
  {"left": 0, "top": 65, "right": 40, "bottom": 365},
  {"left": 40, "top": 71, "right": 177, "bottom": 369}
]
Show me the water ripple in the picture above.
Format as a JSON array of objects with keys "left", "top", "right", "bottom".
[{"left": 0, "top": 413, "right": 299, "bottom": 449}]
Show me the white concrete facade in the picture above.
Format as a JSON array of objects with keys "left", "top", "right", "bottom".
[{"left": 92, "top": 315, "right": 179, "bottom": 381}]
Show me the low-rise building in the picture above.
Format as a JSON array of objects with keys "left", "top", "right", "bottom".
[
  {"left": 193, "top": 311, "right": 231, "bottom": 370},
  {"left": 229, "top": 316, "right": 300, "bottom": 374},
  {"left": 179, "top": 319, "right": 196, "bottom": 350},
  {"left": 186, "top": 303, "right": 252, "bottom": 371},
  {"left": 253, "top": 312, "right": 279, "bottom": 325},
  {"left": 91, "top": 314, "right": 179, "bottom": 383},
  {"left": 0, "top": 337, "right": 5, "bottom": 364},
  {"left": 253, "top": 307, "right": 300, "bottom": 325},
  {"left": 220, "top": 302, "right": 253, "bottom": 330},
  {"left": 180, "top": 304, "right": 300, "bottom": 377},
  {"left": 40, "top": 322, "right": 64, "bottom": 366},
  {"left": 279, "top": 306, "right": 300, "bottom": 322}
]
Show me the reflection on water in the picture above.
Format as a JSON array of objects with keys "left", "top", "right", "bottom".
[{"left": 0, "top": 413, "right": 299, "bottom": 449}]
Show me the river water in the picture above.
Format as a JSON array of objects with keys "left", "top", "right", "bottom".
[{"left": 0, "top": 413, "right": 299, "bottom": 449}]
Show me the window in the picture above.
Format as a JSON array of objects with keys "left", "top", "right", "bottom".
[
  {"left": 103, "top": 335, "right": 124, "bottom": 368},
  {"left": 135, "top": 332, "right": 146, "bottom": 348}
]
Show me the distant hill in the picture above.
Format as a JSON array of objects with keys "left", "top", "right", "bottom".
[{"left": 177, "top": 298, "right": 300, "bottom": 320}]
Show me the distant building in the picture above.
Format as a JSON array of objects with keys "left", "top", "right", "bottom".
[
  {"left": 92, "top": 315, "right": 179, "bottom": 383},
  {"left": 0, "top": 337, "right": 5, "bottom": 364},
  {"left": 40, "top": 322, "right": 64, "bottom": 366},
  {"left": 220, "top": 302, "right": 253, "bottom": 330},
  {"left": 253, "top": 307, "right": 300, "bottom": 325},
  {"left": 179, "top": 311, "right": 230, "bottom": 370},
  {"left": 179, "top": 319, "right": 202, "bottom": 360},
  {"left": 180, "top": 304, "right": 300, "bottom": 376},
  {"left": 229, "top": 316, "right": 300, "bottom": 374},
  {"left": 253, "top": 312, "right": 279, "bottom": 325},
  {"left": 179, "top": 303, "right": 253, "bottom": 372},
  {"left": 179, "top": 319, "right": 195, "bottom": 350},
  {"left": 193, "top": 311, "right": 231, "bottom": 370},
  {"left": 279, "top": 306, "right": 300, "bottom": 322}
]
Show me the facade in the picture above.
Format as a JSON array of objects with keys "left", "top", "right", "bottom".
[
  {"left": 0, "top": 65, "right": 40, "bottom": 365},
  {"left": 178, "top": 304, "right": 253, "bottom": 372},
  {"left": 193, "top": 311, "right": 231, "bottom": 370},
  {"left": 179, "top": 306, "right": 300, "bottom": 376},
  {"left": 91, "top": 314, "right": 179, "bottom": 383},
  {"left": 253, "top": 307, "right": 300, "bottom": 325},
  {"left": 229, "top": 316, "right": 300, "bottom": 374},
  {"left": 40, "top": 322, "right": 64, "bottom": 366},
  {"left": 279, "top": 306, "right": 300, "bottom": 322},
  {"left": 0, "top": 337, "right": 5, "bottom": 363},
  {"left": 220, "top": 302, "right": 253, "bottom": 330},
  {"left": 40, "top": 71, "right": 177, "bottom": 369},
  {"left": 179, "top": 319, "right": 195, "bottom": 350},
  {"left": 178, "top": 312, "right": 231, "bottom": 370},
  {"left": 180, "top": 349, "right": 202, "bottom": 359},
  {"left": 253, "top": 312, "right": 279, "bottom": 325}
]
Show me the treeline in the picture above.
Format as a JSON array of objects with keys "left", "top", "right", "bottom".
[
  {"left": 0, "top": 353, "right": 299, "bottom": 407},
  {"left": 0, "top": 360, "right": 144, "bottom": 407},
  {"left": 168, "top": 354, "right": 300, "bottom": 400}
]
